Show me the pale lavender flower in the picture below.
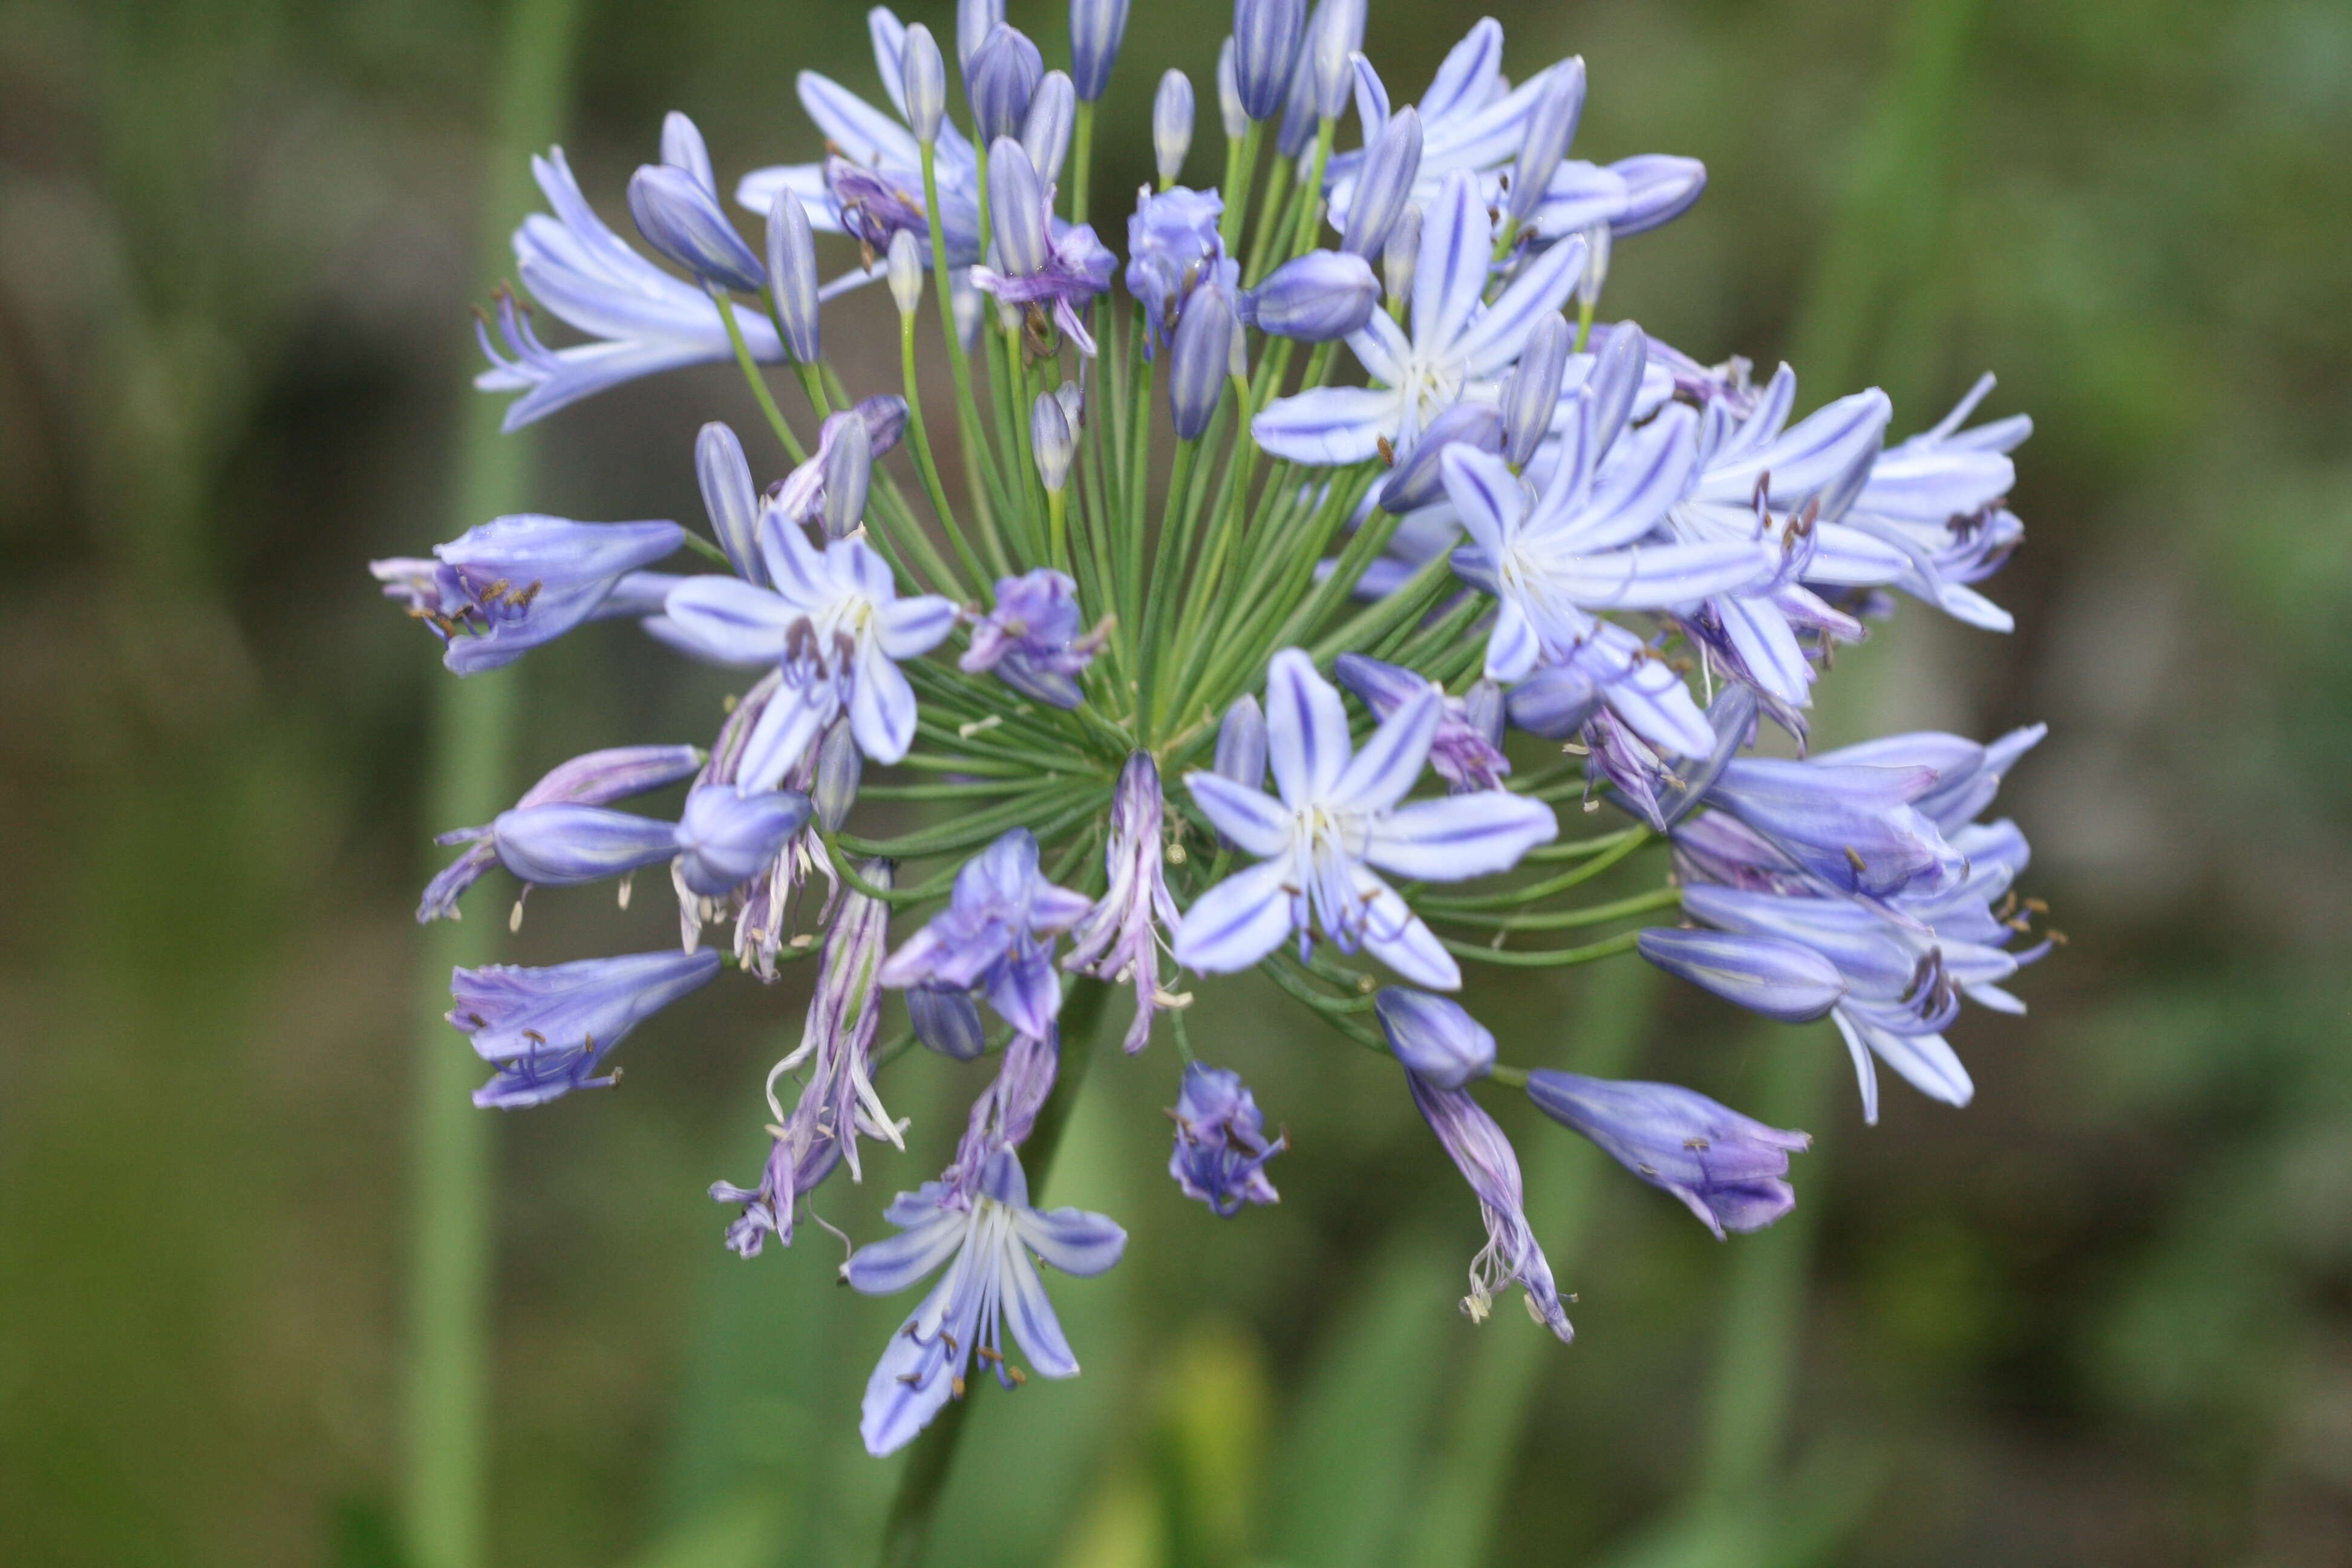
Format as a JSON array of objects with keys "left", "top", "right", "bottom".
[
  {"left": 1635, "top": 927, "right": 1844, "bottom": 1023},
  {"left": 970, "top": 139, "right": 1117, "bottom": 353},
  {"left": 1168, "top": 1062, "right": 1285, "bottom": 1215},
  {"left": 773, "top": 397, "right": 912, "bottom": 531},
  {"left": 1230, "top": 0, "right": 1305, "bottom": 120},
  {"left": 1254, "top": 171, "right": 1590, "bottom": 465},
  {"left": 1064, "top": 754, "right": 1185, "bottom": 1052},
  {"left": 1241, "top": 249, "right": 1379, "bottom": 342},
  {"left": 1838, "top": 373, "right": 2031, "bottom": 632},
  {"left": 673, "top": 785, "right": 816, "bottom": 897},
  {"left": 1333, "top": 653, "right": 1509, "bottom": 792},
  {"left": 1408, "top": 1070, "right": 1574, "bottom": 1341},
  {"left": 449, "top": 948, "right": 720, "bottom": 1108},
  {"left": 959, "top": 569, "right": 1104, "bottom": 709},
  {"left": 420, "top": 745, "right": 702, "bottom": 923},
  {"left": 1154, "top": 70, "right": 1195, "bottom": 184},
  {"left": 1070, "top": 0, "right": 1131, "bottom": 102},
  {"left": 968, "top": 23, "right": 1045, "bottom": 142},
  {"left": 1524, "top": 1070, "right": 1811, "bottom": 1237},
  {"left": 1373, "top": 987, "right": 1495, "bottom": 1088},
  {"left": 846, "top": 1146, "right": 1125, "bottom": 1455},
  {"left": 1126, "top": 186, "right": 1236, "bottom": 355},
  {"left": 1175, "top": 649, "right": 1557, "bottom": 989},
  {"left": 659, "top": 516, "right": 958, "bottom": 785},
  {"left": 879, "top": 829, "right": 1094, "bottom": 1038},
  {"left": 374, "top": 514, "right": 684, "bottom": 676}
]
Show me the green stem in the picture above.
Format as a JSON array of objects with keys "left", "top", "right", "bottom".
[
  {"left": 716, "top": 290, "right": 807, "bottom": 463},
  {"left": 872, "top": 981, "right": 1114, "bottom": 1568},
  {"left": 1070, "top": 99, "right": 1094, "bottom": 226},
  {"left": 404, "top": 2, "right": 582, "bottom": 1566}
]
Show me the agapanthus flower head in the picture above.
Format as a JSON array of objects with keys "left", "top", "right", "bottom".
[
  {"left": 1168, "top": 1062, "right": 1286, "bottom": 1215},
  {"left": 845, "top": 1146, "right": 1126, "bottom": 1455},
  {"left": 880, "top": 828, "right": 1094, "bottom": 1037},
  {"left": 450, "top": 948, "right": 720, "bottom": 1108},
  {"left": 1524, "top": 1070, "right": 1810, "bottom": 1238}
]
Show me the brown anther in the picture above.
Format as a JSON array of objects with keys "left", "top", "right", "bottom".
[
  {"left": 1376, "top": 436, "right": 1396, "bottom": 467},
  {"left": 522, "top": 1028, "right": 547, "bottom": 1045},
  {"left": 825, "top": 138, "right": 845, "bottom": 157},
  {"left": 2024, "top": 898, "right": 2049, "bottom": 913},
  {"left": 1683, "top": 1137, "right": 1711, "bottom": 1151},
  {"left": 860, "top": 239, "right": 878, "bottom": 272},
  {"left": 973, "top": 1345, "right": 999, "bottom": 1365},
  {"left": 951, "top": 1376, "right": 966, "bottom": 1398},
  {"left": 1007, "top": 1367, "right": 1027, "bottom": 1387},
  {"left": 942, "top": 1333, "right": 959, "bottom": 1354},
  {"left": 1844, "top": 846, "right": 1867, "bottom": 874},
  {"left": 466, "top": 1013, "right": 488, "bottom": 1028},
  {"left": 2047, "top": 929, "right": 2069, "bottom": 946},
  {"left": 1995, "top": 891, "right": 2018, "bottom": 921}
]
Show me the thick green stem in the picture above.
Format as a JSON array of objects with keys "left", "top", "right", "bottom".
[
  {"left": 403, "top": 2, "right": 581, "bottom": 1566},
  {"left": 871, "top": 981, "right": 1114, "bottom": 1568}
]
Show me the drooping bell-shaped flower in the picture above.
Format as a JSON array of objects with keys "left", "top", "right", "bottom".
[
  {"left": 419, "top": 744, "right": 704, "bottom": 923},
  {"left": 1063, "top": 754, "right": 1186, "bottom": 1051},
  {"left": 449, "top": 947, "right": 720, "bottom": 1108},
  {"left": 878, "top": 828, "right": 1094, "bottom": 1038},
  {"left": 959, "top": 569, "right": 1105, "bottom": 708},
  {"left": 1524, "top": 1070, "right": 1811, "bottom": 1238},
  {"left": 1168, "top": 1062, "right": 1287, "bottom": 1215},
  {"left": 374, "top": 514, "right": 685, "bottom": 676},
  {"left": 1407, "top": 1067, "right": 1574, "bottom": 1341}
]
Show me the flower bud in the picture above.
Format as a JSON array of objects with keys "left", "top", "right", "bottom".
[
  {"left": 1637, "top": 927, "right": 1845, "bottom": 1024},
  {"left": 1308, "top": 0, "right": 1365, "bottom": 120},
  {"left": 1215, "top": 694, "right": 1267, "bottom": 789},
  {"left": 1506, "top": 662, "right": 1601, "bottom": 737},
  {"left": 820, "top": 411, "right": 871, "bottom": 539},
  {"left": 1380, "top": 401, "right": 1503, "bottom": 514},
  {"left": 886, "top": 229, "right": 924, "bottom": 316},
  {"left": 1588, "top": 313, "right": 1646, "bottom": 451},
  {"left": 908, "top": 985, "right": 988, "bottom": 1060},
  {"left": 1216, "top": 37, "right": 1248, "bottom": 141},
  {"left": 1031, "top": 390, "right": 1076, "bottom": 492},
  {"left": 1524, "top": 1068, "right": 1810, "bottom": 1238},
  {"left": 1069, "top": 0, "right": 1130, "bottom": 102},
  {"left": 659, "top": 110, "right": 716, "bottom": 194},
  {"left": 1243, "top": 249, "right": 1378, "bottom": 341},
  {"left": 492, "top": 803, "right": 678, "bottom": 887},
  {"left": 1231, "top": 0, "right": 1304, "bottom": 122},
  {"left": 951, "top": 267, "right": 984, "bottom": 349},
  {"left": 1341, "top": 105, "right": 1420, "bottom": 258},
  {"left": 1462, "top": 680, "right": 1505, "bottom": 750},
  {"left": 695, "top": 422, "right": 762, "bottom": 583},
  {"left": 1576, "top": 220, "right": 1612, "bottom": 310},
  {"left": 987, "top": 137, "right": 1048, "bottom": 276},
  {"left": 1154, "top": 70, "right": 1195, "bottom": 186},
  {"left": 1508, "top": 57, "right": 1586, "bottom": 227},
  {"left": 1374, "top": 988, "right": 1495, "bottom": 1089},
  {"left": 1275, "top": 16, "right": 1323, "bottom": 158},
  {"left": 1501, "top": 312, "right": 1571, "bottom": 467},
  {"left": 1609, "top": 154, "right": 1707, "bottom": 236},
  {"left": 673, "top": 785, "right": 813, "bottom": 897},
  {"left": 1167, "top": 282, "right": 1235, "bottom": 441},
  {"left": 766, "top": 188, "right": 822, "bottom": 361},
  {"left": 902, "top": 22, "right": 949, "bottom": 143},
  {"left": 956, "top": 0, "right": 1002, "bottom": 74},
  {"left": 1382, "top": 201, "right": 1420, "bottom": 306},
  {"left": 1022, "top": 70, "right": 1077, "bottom": 187},
  {"left": 628, "top": 165, "right": 765, "bottom": 293},
  {"left": 969, "top": 24, "right": 1044, "bottom": 146},
  {"left": 813, "top": 716, "right": 861, "bottom": 831}
]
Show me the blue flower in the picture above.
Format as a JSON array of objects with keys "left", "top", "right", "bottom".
[
  {"left": 419, "top": 744, "right": 704, "bottom": 922},
  {"left": 1406, "top": 1066, "right": 1573, "bottom": 1341},
  {"left": 1373, "top": 987, "right": 1495, "bottom": 1088},
  {"left": 959, "top": 569, "right": 1105, "bottom": 709},
  {"left": 1333, "top": 653, "right": 1509, "bottom": 794},
  {"left": 1174, "top": 649, "right": 1557, "bottom": 989},
  {"left": 374, "top": 514, "right": 684, "bottom": 676},
  {"left": 1253, "top": 171, "right": 1589, "bottom": 466},
  {"left": 1167, "top": 1062, "right": 1286, "bottom": 1215},
  {"left": 1125, "top": 186, "right": 1237, "bottom": 356},
  {"left": 658, "top": 514, "right": 958, "bottom": 785},
  {"left": 845, "top": 1146, "right": 1126, "bottom": 1454},
  {"left": 448, "top": 948, "right": 720, "bottom": 1108},
  {"left": 1064, "top": 754, "right": 1186, "bottom": 1052},
  {"left": 1839, "top": 373, "right": 2031, "bottom": 632},
  {"left": 879, "top": 829, "right": 1095, "bottom": 1038},
  {"left": 1524, "top": 1070, "right": 1811, "bottom": 1237},
  {"left": 970, "top": 139, "right": 1117, "bottom": 354}
]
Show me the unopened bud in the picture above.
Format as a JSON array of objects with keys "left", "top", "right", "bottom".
[
  {"left": 766, "top": 189, "right": 822, "bottom": 361},
  {"left": 1154, "top": 69, "right": 1195, "bottom": 186},
  {"left": 1382, "top": 201, "right": 1420, "bottom": 307},
  {"left": 1501, "top": 312, "right": 1572, "bottom": 467},
  {"left": 1215, "top": 694, "right": 1267, "bottom": 789},
  {"left": 1031, "top": 391, "right": 1076, "bottom": 493},
  {"left": 1023, "top": 70, "right": 1076, "bottom": 186},
  {"left": 813, "top": 717, "right": 861, "bottom": 831},
  {"left": 1576, "top": 220, "right": 1612, "bottom": 310},
  {"left": 1230, "top": 0, "right": 1305, "bottom": 122},
  {"left": 1342, "top": 106, "right": 1420, "bottom": 259},
  {"left": 969, "top": 24, "right": 1044, "bottom": 145},
  {"left": 1216, "top": 37, "right": 1248, "bottom": 141},
  {"left": 1374, "top": 988, "right": 1496, "bottom": 1088},
  {"left": 1168, "top": 283, "right": 1235, "bottom": 440},
  {"left": 1069, "top": 0, "right": 1131, "bottom": 102},
  {"left": 629, "top": 164, "right": 765, "bottom": 294},
  {"left": 820, "top": 414, "right": 871, "bottom": 539},
  {"left": 886, "top": 229, "right": 924, "bottom": 317},
  {"left": 903, "top": 23, "right": 949, "bottom": 143},
  {"left": 1508, "top": 58, "right": 1586, "bottom": 227},
  {"left": 909, "top": 985, "right": 987, "bottom": 1060}
]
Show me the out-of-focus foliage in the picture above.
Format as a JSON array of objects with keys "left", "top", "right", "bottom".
[{"left": 2, "top": 1, "right": 2348, "bottom": 1566}]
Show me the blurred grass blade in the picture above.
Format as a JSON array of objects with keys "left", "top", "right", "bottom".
[{"left": 402, "top": 4, "right": 584, "bottom": 1567}]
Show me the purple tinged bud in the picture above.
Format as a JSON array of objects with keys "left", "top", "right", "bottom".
[
  {"left": 956, "top": 0, "right": 1004, "bottom": 74},
  {"left": 813, "top": 717, "right": 861, "bottom": 831},
  {"left": 491, "top": 803, "right": 676, "bottom": 886},
  {"left": 1308, "top": 0, "right": 1365, "bottom": 119},
  {"left": 1023, "top": 70, "right": 1077, "bottom": 186},
  {"left": 1169, "top": 1062, "right": 1287, "bottom": 1215},
  {"left": 1576, "top": 221, "right": 1612, "bottom": 309},
  {"left": 766, "top": 189, "right": 822, "bottom": 362},
  {"left": 1275, "top": 13, "right": 1324, "bottom": 158},
  {"left": 1506, "top": 662, "right": 1601, "bottom": 738},
  {"left": 1168, "top": 282, "right": 1235, "bottom": 440},
  {"left": 1463, "top": 681, "right": 1505, "bottom": 750},
  {"left": 1069, "top": 0, "right": 1130, "bottom": 102},
  {"left": 1382, "top": 201, "right": 1420, "bottom": 306},
  {"left": 1589, "top": 312, "right": 1647, "bottom": 450},
  {"left": 1637, "top": 927, "right": 1845, "bottom": 1023},
  {"left": 1342, "top": 106, "right": 1421, "bottom": 259},
  {"left": 907, "top": 985, "right": 988, "bottom": 1060},
  {"left": 1244, "top": 249, "right": 1378, "bottom": 341},
  {"left": 628, "top": 164, "right": 766, "bottom": 294},
  {"left": 887, "top": 229, "right": 924, "bottom": 316},
  {"left": 903, "top": 23, "right": 949, "bottom": 143},
  {"left": 1501, "top": 313, "right": 1572, "bottom": 467},
  {"left": 1031, "top": 391, "right": 1076, "bottom": 492},
  {"left": 1231, "top": 0, "right": 1305, "bottom": 121},
  {"left": 1215, "top": 694, "right": 1267, "bottom": 789},
  {"left": 1382, "top": 402, "right": 1503, "bottom": 514},
  {"left": 1216, "top": 38, "right": 1248, "bottom": 140},
  {"left": 419, "top": 745, "right": 703, "bottom": 922},
  {"left": 820, "top": 412, "right": 871, "bottom": 539},
  {"left": 695, "top": 422, "right": 763, "bottom": 583},
  {"left": 1154, "top": 70, "right": 1195, "bottom": 185},
  {"left": 1508, "top": 58, "right": 1586, "bottom": 227},
  {"left": 1609, "top": 154, "right": 1708, "bottom": 236},
  {"left": 987, "top": 138, "right": 1049, "bottom": 276},
  {"left": 674, "top": 785, "right": 813, "bottom": 897},
  {"left": 969, "top": 25, "right": 1044, "bottom": 145},
  {"left": 451, "top": 948, "right": 720, "bottom": 1108},
  {"left": 951, "top": 267, "right": 984, "bottom": 349},
  {"left": 1374, "top": 988, "right": 1495, "bottom": 1089},
  {"left": 1524, "top": 1069, "right": 1810, "bottom": 1238},
  {"left": 659, "top": 111, "right": 716, "bottom": 195}
]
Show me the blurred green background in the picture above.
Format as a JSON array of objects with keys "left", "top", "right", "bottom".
[{"left": 3, "top": 0, "right": 2350, "bottom": 1564}]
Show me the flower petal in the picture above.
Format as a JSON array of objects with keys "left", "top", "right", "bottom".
[
  {"left": 1357, "top": 871, "right": 1460, "bottom": 988},
  {"left": 1364, "top": 790, "right": 1558, "bottom": 880},
  {"left": 843, "top": 1210, "right": 967, "bottom": 1295},
  {"left": 1174, "top": 855, "right": 1298, "bottom": 974},
  {"left": 1186, "top": 771, "right": 1295, "bottom": 858},
  {"left": 998, "top": 1246, "right": 1080, "bottom": 1378},
  {"left": 1253, "top": 385, "right": 1405, "bottom": 465},
  {"left": 659, "top": 576, "right": 794, "bottom": 664},
  {"left": 1013, "top": 1205, "right": 1128, "bottom": 1277},
  {"left": 1264, "top": 648, "right": 1351, "bottom": 806},
  {"left": 1454, "top": 232, "right": 1587, "bottom": 381},
  {"left": 1412, "top": 171, "right": 1490, "bottom": 358},
  {"left": 1330, "top": 687, "right": 1441, "bottom": 812},
  {"left": 875, "top": 592, "right": 960, "bottom": 659},
  {"left": 851, "top": 641, "right": 920, "bottom": 763}
]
